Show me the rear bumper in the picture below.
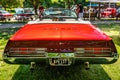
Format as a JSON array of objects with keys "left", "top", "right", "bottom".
[{"left": 3, "top": 53, "right": 119, "bottom": 65}]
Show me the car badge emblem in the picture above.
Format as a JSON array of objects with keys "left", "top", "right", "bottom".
[{"left": 59, "top": 42, "right": 63, "bottom": 45}]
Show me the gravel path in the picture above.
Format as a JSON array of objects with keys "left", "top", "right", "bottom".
[
  {"left": 0, "top": 23, "right": 25, "bottom": 28},
  {"left": 0, "top": 20, "right": 120, "bottom": 28},
  {"left": 91, "top": 20, "right": 120, "bottom": 24}
]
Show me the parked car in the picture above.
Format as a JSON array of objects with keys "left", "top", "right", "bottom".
[
  {"left": 3, "top": 8, "right": 118, "bottom": 69},
  {"left": 101, "top": 8, "right": 116, "bottom": 18},
  {"left": 0, "top": 10, "right": 13, "bottom": 21},
  {"left": 14, "top": 8, "right": 34, "bottom": 20},
  {"left": 0, "top": 13, "right": 5, "bottom": 21},
  {"left": 116, "top": 8, "right": 120, "bottom": 20}
]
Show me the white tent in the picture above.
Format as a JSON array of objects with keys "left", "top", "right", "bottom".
[{"left": 89, "top": 0, "right": 120, "bottom": 3}]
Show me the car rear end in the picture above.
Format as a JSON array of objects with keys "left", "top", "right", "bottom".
[
  {"left": 2, "top": 22, "right": 119, "bottom": 66},
  {"left": 3, "top": 40, "right": 118, "bottom": 65}
]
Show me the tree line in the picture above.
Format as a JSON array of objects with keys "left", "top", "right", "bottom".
[{"left": 0, "top": 0, "right": 87, "bottom": 14}]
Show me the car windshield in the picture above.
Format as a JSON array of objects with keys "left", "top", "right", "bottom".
[
  {"left": 24, "top": 8, "right": 34, "bottom": 14},
  {"left": 43, "top": 8, "right": 77, "bottom": 18},
  {"left": 15, "top": 8, "right": 34, "bottom": 14}
]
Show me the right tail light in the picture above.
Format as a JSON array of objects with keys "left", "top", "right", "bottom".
[{"left": 74, "top": 48, "right": 112, "bottom": 57}]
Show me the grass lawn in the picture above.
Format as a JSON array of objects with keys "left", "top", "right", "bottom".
[{"left": 0, "top": 23, "right": 120, "bottom": 80}]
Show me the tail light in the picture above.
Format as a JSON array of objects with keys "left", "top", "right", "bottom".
[
  {"left": 8, "top": 48, "right": 46, "bottom": 57},
  {"left": 74, "top": 48, "right": 112, "bottom": 57}
]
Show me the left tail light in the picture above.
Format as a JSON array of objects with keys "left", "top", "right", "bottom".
[{"left": 8, "top": 48, "right": 46, "bottom": 57}]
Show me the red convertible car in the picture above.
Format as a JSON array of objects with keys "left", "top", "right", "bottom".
[{"left": 3, "top": 8, "right": 118, "bottom": 69}]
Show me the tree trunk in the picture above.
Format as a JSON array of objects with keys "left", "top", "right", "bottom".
[
  {"left": 98, "top": 3, "right": 101, "bottom": 20},
  {"left": 4, "top": 6, "right": 7, "bottom": 11},
  {"left": 34, "top": 6, "right": 38, "bottom": 15},
  {"left": 72, "top": 0, "right": 76, "bottom": 4},
  {"left": 65, "top": 0, "right": 70, "bottom": 9}
]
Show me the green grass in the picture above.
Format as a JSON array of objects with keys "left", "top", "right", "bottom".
[{"left": 0, "top": 23, "right": 120, "bottom": 80}]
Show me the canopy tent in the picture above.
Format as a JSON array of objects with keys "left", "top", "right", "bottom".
[
  {"left": 89, "top": 0, "right": 120, "bottom": 3},
  {"left": 87, "top": 3, "right": 104, "bottom": 7},
  {"left": 88, "top": 0, "right": 120, "bottom": 20},
  {"left": 87, "top": 3, "right": 99, "bottom": 7}
]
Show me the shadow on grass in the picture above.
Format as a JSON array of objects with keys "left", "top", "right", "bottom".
[{"left": 11, "top": 64, "right": 111, "bottom": 80}]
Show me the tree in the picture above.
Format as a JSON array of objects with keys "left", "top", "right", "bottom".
[
  {"left": 24, "top": 0, "right": 40, "bottom": 15},
  {"left": 72, "top": 0, "right": 77, "bottom": 4},
  {"left": 65, "top": 0, "right": 80, "bottom": 8},
  {"left": 65, "top": 0, "right": 71, "bottom": 8},
  {"left": 0, "top": 0, "right": 21, "bottom": 10},
  {"left": 116, "top": 2, "right": 120, "bottom": 6},
  {"left": 40, "top": 0, "right": 52, "bottom": 8}
]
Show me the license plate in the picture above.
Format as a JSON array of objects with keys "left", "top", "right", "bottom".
[{"left": 49, "top": 58, "right": 72, "bottom": 66}]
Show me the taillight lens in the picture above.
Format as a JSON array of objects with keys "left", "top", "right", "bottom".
[
  {"left": 74, "top": 48, "right": 112, "bottom": 57},
  {"left": 9, "top": 48, "right": 46, "bottom": 57}
]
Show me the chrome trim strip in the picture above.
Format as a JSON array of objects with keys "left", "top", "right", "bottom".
[
  {"left": 3, "top": 53, "right": 119, "bottom": 65},
  {"left": 28, "top": 19, "right": 91, "bottom": 24}
]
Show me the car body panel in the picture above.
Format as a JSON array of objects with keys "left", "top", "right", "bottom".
[{"left": 10, "top": 23, "right": 111, "bottom": 41}]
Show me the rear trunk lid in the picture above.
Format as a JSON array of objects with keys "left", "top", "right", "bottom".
[{"left": 10, "top": 23, "right": 111, "bottom": 41}]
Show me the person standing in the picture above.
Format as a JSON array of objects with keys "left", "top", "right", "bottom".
[
  {"left": 38, "top": 5, "right": 44, "bottom": 20},
  {"left": 76, "top": 3, "right": 83, "bottom": 19},
  {"left": 76, "top": 4, "right": 80, "bottom": 18},
  {"left": 78, "top": 3, "right": 83, "bottom": 19}
]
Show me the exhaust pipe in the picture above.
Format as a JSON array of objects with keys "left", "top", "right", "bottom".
[
  {"left": 30, "top": 62, "right": 36, "bottom": 71},
  {"left": 84, "top": 62, "right": 90, "bottom": 70}
]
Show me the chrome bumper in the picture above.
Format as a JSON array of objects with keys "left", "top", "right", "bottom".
[{"left": 3, "top": 53, "right": 119, "bottom": 66}]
